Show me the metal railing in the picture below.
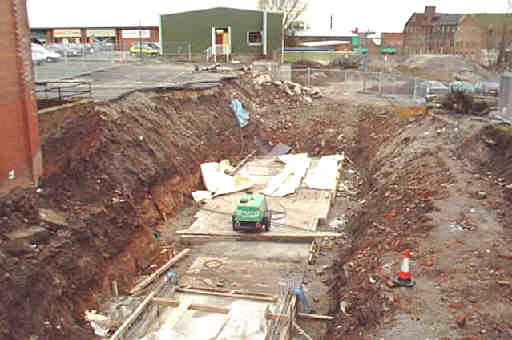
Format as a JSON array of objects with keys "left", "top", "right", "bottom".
[{"left": 35, "top": 81, "right": 92, "bottom": 100}]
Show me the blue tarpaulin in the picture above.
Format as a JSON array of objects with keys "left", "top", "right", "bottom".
[{"left": 230, "top": 99, "right": 249, "bottom": 128}]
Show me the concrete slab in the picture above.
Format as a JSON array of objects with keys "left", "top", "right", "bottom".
[
  {"left": 142, "top": 295, "right": 270, "bottom": 340},
  {"left": 181, "top": 256, "right": 303, "bottom": 294}
]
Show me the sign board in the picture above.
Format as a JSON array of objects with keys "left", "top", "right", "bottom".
[
  {"left": 87, "top": 29, "right": 116, "bottom": 37},
  {"left": 53, "top": 29, "right": 81, "bottom": 38},
  {"left": 122, "top": 30, "right": 151, "bottom": 39}
]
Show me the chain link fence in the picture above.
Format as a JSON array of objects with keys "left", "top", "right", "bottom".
[
  {"left": 33, "top": 41, "right": 193, "bottom": 83},
  {"left": 283, "top": 67, "right": 426, "bottom": 101},
  {"left": 498, "top": 73, "right": 512, "bottom": 123}
]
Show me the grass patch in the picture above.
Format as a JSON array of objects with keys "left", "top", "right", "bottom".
[{"left": 283, "top": 51, "right": 339, "bottom": 65}]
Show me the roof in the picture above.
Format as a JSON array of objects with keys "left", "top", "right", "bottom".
[
  {"left": 162, "top": 7, "right": 282, "bottom": 16},
  {"left": 472, "top": 13, "right": 512, "bottom": 28},
  {"left": 432, "top": 14, "right": 464, "bottom": 26},
  {"left": 405, "top": 13, "right": 426, "bottom": 27},
  {"left": 27, "top": 3, "right": 261, "bottom": 29}
]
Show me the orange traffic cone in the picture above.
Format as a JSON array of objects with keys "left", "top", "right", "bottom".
[{"left": 393, "top": 250, "right": 416, "bottom": 287}]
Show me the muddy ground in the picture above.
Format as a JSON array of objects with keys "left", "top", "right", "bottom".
[
  {"left": 0, "top": 71, "right": 354, "bottom": 339},
  {"left": 324, "top": 112, "right": 512, "bottom": 339},
  {"left": 1, "top": 62, "right": 512, "bottom": 339}
]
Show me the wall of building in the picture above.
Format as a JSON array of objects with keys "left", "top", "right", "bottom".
[
  {"left": 32, "top": 27, "right": 160, "bottom": 49},
  {"left": 455, "top": 16, "right": 484, "bottom": 56},
  {"left": 116, "top": 27, "right": 159, "bottom": 50},
  {"left": 160, "top": 8, "right": 282, "bottom": 58},
  {"left": 404, "top": 13, "right": 428, "bottom": 54},
  {"left": 381, "top": 33, "right": 403, "bottom": 47},
  {"left": 0, "top": 0, "right": 42, "bottom": 195},
  {"left": 266, "top": 12, "right": 283, "bottom": 58},
  {"left": 431, "top": 24, "right": 457, "bottom": 54}
]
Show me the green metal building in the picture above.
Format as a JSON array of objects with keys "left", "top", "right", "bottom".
[{"left": 159, "top": 7, "right": 283, "bottom": 61}]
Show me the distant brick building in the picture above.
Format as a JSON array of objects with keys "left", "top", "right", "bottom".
[
  {"left": 0, "top": 0, "right": 42, "bottom": 194},
  {"left": 381, "top": 33, "right": 404, "bottom": 54},
  {"left": 31, "top": 26, "right": 160, "bottom": 50},
  {"left": 403, "top": 6, "right": 512, "bottom": 59},
  {"left": 404, "top": 6, "right": 463, "bottom": 54}
]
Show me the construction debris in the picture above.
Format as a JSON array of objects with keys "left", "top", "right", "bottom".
[
  {"left": 251, "top": 71, "right": 322, "bottom": 103},
  {"left": 130, "top": 249, "right": 190, "bottom": 295},
  {"left": 430, "top": 91, "right": 497, "bottom": 116},
  {"left": 200, "top": 161, "right": 255, "bottom": 196},
  {"left": 263, "top": 154, "right": 311, "bottom": 197},
  {"left": 230, "top": 99, "right": 250, "bottom": 127}
]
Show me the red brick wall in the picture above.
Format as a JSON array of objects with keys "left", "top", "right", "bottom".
[
  {"left": 382, "top": 33, "right": 403, "bottom": 46},
  {"left": 404, "top": 13, "right": 429, "bottom": 54},
  {"left": 455, "top": 16, "right": 484, "bottom": 55},
  {"left": 0, "top": 0, "right": 42, "bottom": 195}
]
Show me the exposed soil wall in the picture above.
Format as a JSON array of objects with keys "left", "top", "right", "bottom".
[
  {"left": 0, "top": 75, "right": 319, "bottom": 339},
  {"left": 326, "top": 112, "right": 454, "bottom": 337}
]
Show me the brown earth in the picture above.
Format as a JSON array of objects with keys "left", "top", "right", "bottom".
[
  {"left": 325, "top": 109, "right": 512, "bottom": 339},
  {"left": 2, "top": 64, "right": 512, "bottom": 340},
  {"left": 0, "top": 74, "right": 339, "bottom": 340}
]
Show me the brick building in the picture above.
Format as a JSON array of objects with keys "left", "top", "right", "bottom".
[
  {"left": 31, "top": 26, "right": 160, "bottom": 50},
  {"left": 457, "top": 14, "right": 512, "bottom": 58},
  {"left": 403, "top": 6, "right": 463, "bottom": 54},
  {"left": 381, "top": 32, "right": 404, "bottom": 54},
  {"left": 403, "top": 6, "right": 512, "bottom": 59},
  {"left": 0, "top": 0, "right": 42, "bottom": 194}
]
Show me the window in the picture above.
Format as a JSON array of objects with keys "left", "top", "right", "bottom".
[{"left": 247, "top": 31, "right": 262, "bottom": 45}]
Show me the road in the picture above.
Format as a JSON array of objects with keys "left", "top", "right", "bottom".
[{"left": 34, "top": 58, "right": 238, "bottom": 101}]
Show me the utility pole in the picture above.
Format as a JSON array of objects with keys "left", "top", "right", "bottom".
[
  {"left": 357, "top": 30, "right": 375, "bottom": 71},
  {"left": 139, "top": 20, "right": 143, "bottom": 59}
]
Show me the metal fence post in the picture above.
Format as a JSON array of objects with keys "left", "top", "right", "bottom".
[
  {"left": 378, "top": 72, "right": 383, "bottom": 95},
  {"left": 188, "top": 42, "right": 192, "bottom": 61},
  {"left": 307, "top": 67, "right": 311, "bottom": 88}
]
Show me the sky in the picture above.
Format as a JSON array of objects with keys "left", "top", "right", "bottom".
[{"left": 27, "top": 0, "right": 512, "bottom": 34}]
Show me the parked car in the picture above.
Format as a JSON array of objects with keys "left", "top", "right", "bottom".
[
  {"left": 45, "top": 45, "right": 64, "bottom": 56},
  {"left": 50, "top": 44, "right": 82, "bottom": 57},
  {"left": 414, "top": 81, "right": 450, "bottom": 101},
  {"left": 129, "top": 42, "right": 160, "bottom": 56},
  {"left": 32, "top": 50, "right": 45, "bottom": 65},
  {"left": 474, "top": 81, "right": 499, "bottom": 97},
  {"left": 31, "top": 43, "right": 62, "bottom": 62}
]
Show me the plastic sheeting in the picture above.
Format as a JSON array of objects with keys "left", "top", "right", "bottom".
[
  {"left": 191, "top": 190, "right": 213, "bottom": 203},
  {"left": 215, "top": 301, "right": 266, "bottom": 340},
  {"left": 303, "top": 154, "right": 344, "bottom": 190},
  {"left": 230, "top": 100, "right": 249, "bottom": 128},
  {"left": 200, "top": 162, "right": 255, "bottom": 196},
  {"left": 263, "top": 154, "right": 311, "bottom": 197}
]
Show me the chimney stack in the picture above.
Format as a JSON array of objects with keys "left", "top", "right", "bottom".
[{"left": 425, "top": 6, "right": 436, "bottom": 20}]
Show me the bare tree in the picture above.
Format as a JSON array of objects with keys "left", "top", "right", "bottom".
[{"left": 257, "top": 0, "right": 308, "bottom": 32}]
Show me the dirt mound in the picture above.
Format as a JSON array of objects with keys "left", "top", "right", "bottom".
[
  {"left": 458, "top": 124, "right": 512, "bottom": 203},
  {"left": 291, "top": 60, "right": 327, "bottom": 69},
  {"left": 326, "top": 108, "right": 512, "bottom": 339},
  {"left": 393, "top": 55, "right": 497, "bottom": 82},
  {"left": 0, "top": 73, "right": 331, "bottom": 340}
]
